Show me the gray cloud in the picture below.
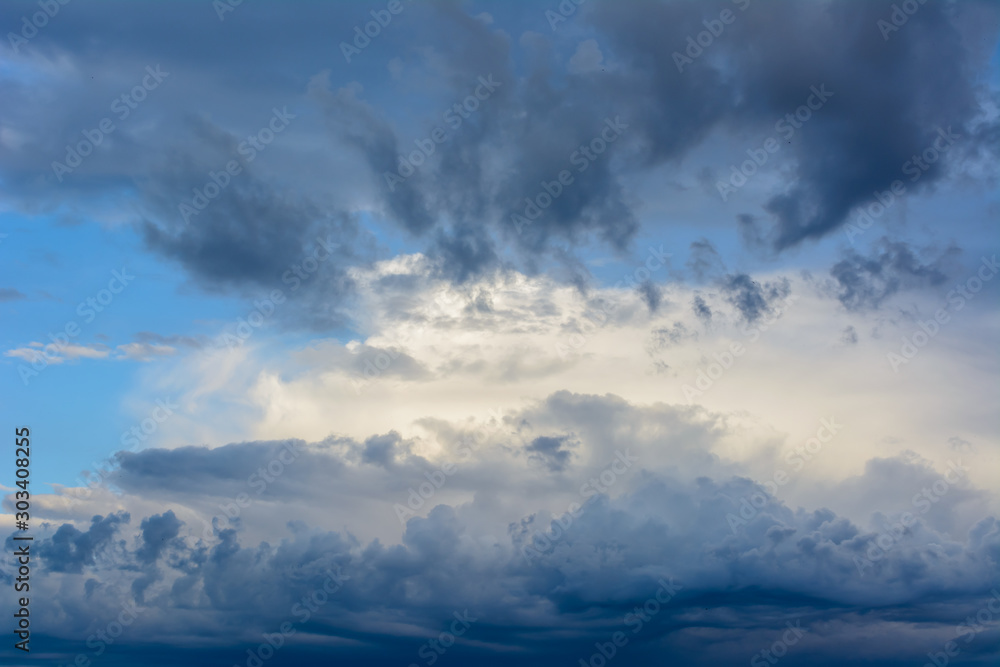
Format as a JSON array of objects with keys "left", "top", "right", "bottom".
[
  {"left": 831, "top": 240, "right": 959, "bottom": 311},
  {"left": 721, "top": 273, "right": 791, "bottom": 324}
]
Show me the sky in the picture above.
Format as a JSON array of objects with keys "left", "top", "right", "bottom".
[{"left": 0, "top": 0, "right": 998, "bottom": 665}]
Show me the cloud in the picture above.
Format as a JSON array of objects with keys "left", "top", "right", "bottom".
[
  {"left": 830, "top": 240, "right": 958, "bottom": 311},
  {"left": 525, "top": 435, "right": 574, "bottom": 472},
  {"left": 0, "top": 0, "right": 994, "bottom": 300},
  {"left": 720, "top": 273, "right": 791, "bottom": 323},
  {"left": 637, "top": 280, "right": 663, "bottom": 313},
  {"left": 136, "top": 510, "right": 183, "bottom": 564},
  {"left": 0, "top": 287, "right": 26, "bottom": 301},
  {"left": 5, "top": 392, "right": 998, "bottom": 665},
  {"left": 568, "top": 39, "right": 604, "bottom": 74},
  {"left": 692, "top": 295, "right": 713, "bottom": 324},
  {"left": 29, "top": 511, "right": 130, "bottom": 574},
  {"left": 116, "top": 342, "right": 177, "bottom": 362},
  {"left": 4, "top": 342, "right": 112, "bottom": 363},
  {"left": 590, "top": 0, "right": 998, "bottom": 249},
  {"left": 687, "top": 238, "right": 726, "bottom": 281},
  {"left": 133, "top": 331, "right": 207, "bottom": 349}
]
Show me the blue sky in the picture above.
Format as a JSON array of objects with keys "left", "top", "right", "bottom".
[{"left": 1, "top": 1, "right": 999, "bottom": 665}]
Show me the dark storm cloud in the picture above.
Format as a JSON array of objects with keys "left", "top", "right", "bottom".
[
  {"left": 135, "top": 116, "right": 359, "bottom": 286},
  {"left": 136, "top": 510, "right": 184, "bottom": 564},
  {"left": 31, "top": 511, "right": 130, "bottom": 574},
  {"left": 592, "top": 0, "right": 997, "bottom": 249},
  {"left": 721, "top": 273, "right": 791, "bottom": 323},
  {"left": 361, "top": 432, "right": 401, "bottom": 468},
  {"left": 13, "top": 459, "right": 1000, "bottom": 666},
  {"left": 830, "top": 240, "right": 958, "bottom": 311},
  {"left": 525, "top": 435, "right": 573, "bottom": 472},
  {"left": 1, "top": 0, "right": 995, "bottom": 296},
  {"left": 3, "top": 392, "right": 998, "bottom": 665},
  {"left": 430, "top": 222, "right": 501, "bottom": 283},
  {"left": 692, "top": 294, "right": 713, "bottom": 323},
  {"left": 308, "top": 78, "right": 435, "bottom": 235},
  {"left": 637, "top": 280, "right": 663, "bottom": 313}
]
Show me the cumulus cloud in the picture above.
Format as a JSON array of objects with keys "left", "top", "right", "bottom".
[{"left": 3, "top": 391, "right": 997, "bottom": 665}]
